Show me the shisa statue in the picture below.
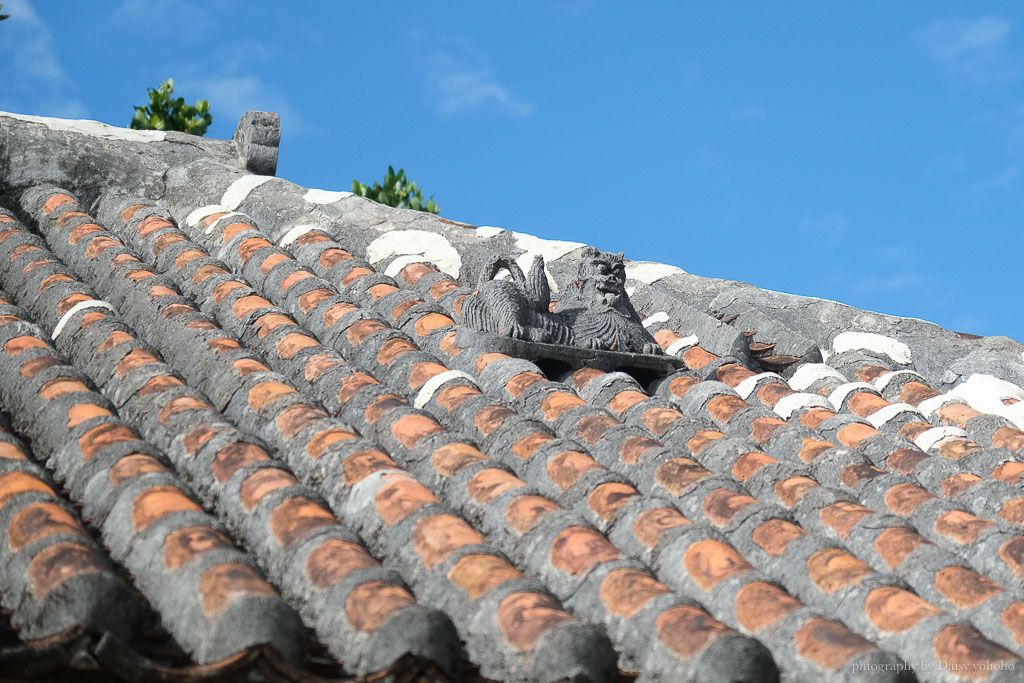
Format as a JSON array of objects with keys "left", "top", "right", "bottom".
[{"left": 460, "top": 247, "right": 662, "bottom": 355}]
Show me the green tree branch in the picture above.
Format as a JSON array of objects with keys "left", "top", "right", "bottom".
[
  {"left": 130, "top": 79, "right": 212, "bottom": 136},
  {"left": 352, "top": 166, "right": 440, "bottom": 214}
]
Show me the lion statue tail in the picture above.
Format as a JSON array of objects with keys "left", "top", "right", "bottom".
[{"left": 478, "top": 255, "right": 527, "bottom": 289}]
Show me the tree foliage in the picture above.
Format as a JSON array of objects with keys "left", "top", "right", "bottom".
[
  {"left": 352, "top": 166, "right": 440, "bottom": 214},
  {"left": 130, "top": 79, "right": 212, "bottom": 136},
  {"left": 0, "top": 4, "right": 9, "bottom": 20}
]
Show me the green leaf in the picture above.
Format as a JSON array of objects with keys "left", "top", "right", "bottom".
[
  {"left": 351, "top": 166, "right": 441, "bottom": 214},
  {"left": 130, "top": 78, "right": 213, "bottom": 136}
]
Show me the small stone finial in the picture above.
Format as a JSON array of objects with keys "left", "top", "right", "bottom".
[{"left": 233, "top": 111, "right": 280, "bottom": 176}]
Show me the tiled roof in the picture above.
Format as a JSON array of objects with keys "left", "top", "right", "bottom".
[{"left": 1, "top": 110, "right": 1024, "bottom": 682}]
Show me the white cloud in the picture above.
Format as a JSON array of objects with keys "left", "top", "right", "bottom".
[
  {"left": 876, "top": 246, "right": 907, "bottom": 261},
  {"left": 415, "top": 35, "right": 534, "bottom": 118},
  {"left": 916, "top": 16, "right": 1018, "bottom": 86},
  {"left": 961, "top": 164, "right": 1020, "bottom": 208},
  {"left": 551, "top": 0, "right": 605, "bottom": 16},
  {"left": 176, "top": 74, "right": 306, "bottom": 135},
  {"left": 0, "top": 0, "right": 88, "bottom": 117},
  {"left": 798, "top": 212, "right": 847, "bottom": 245},
  {"left": 431, "top": 58, "right": 534, "bottom": 118},
  {"left": 112, "top": 0, "right": 214, "bottom": 35},
  {"left": 725, "top": 103, "right": 764, "bottom": 124}
]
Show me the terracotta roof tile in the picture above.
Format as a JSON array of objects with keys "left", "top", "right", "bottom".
[{"left": 8, "top": 113, "right": 1024, "bottom": 679}]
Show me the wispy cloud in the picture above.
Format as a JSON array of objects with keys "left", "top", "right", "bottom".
[
  {"left": 415, "top": 35, "right": 534, "bottom": 118},
  {"left": 798, "top": 212, "right": 847, "bottom": 246},
  {"left": 725, "top": 103, "right": 764, "bottom": 124},
  {"left": 0, "top": 0, "right": 88, "bottom": 117},
  {"left": 916, "top": 16, "right": 1018, "bottom": 86},
  {"left": 177, "top": 74, "right": 306, "bottom": 134},
  {"left": 431, "top": 58, "right": 534, "bottom": 117},
  {"left": 876, "top": 245, "right": 907, "bottom": 261},
  {"left": 550, "top": 0, "right": 605, "bottom": 17},
  {"left": 112, "top": 0, "right": 214, "bottom": 36},
  {"left": 961, "top": 164, "right": 1019, "bottom": 208}
]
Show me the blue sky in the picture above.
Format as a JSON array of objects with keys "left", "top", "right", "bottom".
[{"left": 2, "top": 1, "right": 1023, "bottom": 341}]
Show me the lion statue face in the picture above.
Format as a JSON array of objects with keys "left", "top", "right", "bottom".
[{"left": 577, "top": 247, "right": 627, "bottom": 308}]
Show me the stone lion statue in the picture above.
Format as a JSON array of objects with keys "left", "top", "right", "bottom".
[
  {"left": 459, "top": 247, "right": 661, "bottom": 355},
  {"left": 460, "top": 254, "right": 574, "bottom": 345},
  {"left": 554, "top": 247, "right": 661, "bottom": 354}
]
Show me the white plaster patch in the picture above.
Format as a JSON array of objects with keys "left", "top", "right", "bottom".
[
  {"left": 866, "top": 403, "right": 920, "bottom": 428},
  {"left": 1005, "top": 403, "right": 1024, "bottom": 429},
  {"left": 641, "top": 312, "right": 669, "bottom": 329},
  {"left": 221, "top": 175, "right": 275, "bottom": 211},
  {"left": 303, "top": 188, "right": 353, "bottom": 204},
  {"left": 492, "top": 231, "right": 586, "bottom": 294},
  {"left": 278, "top": 224, "right": 318, "bottom": 248},
  {"left": 832, "top": 332, "right": 912, "bottom": 365},
  {"left": 828, "top": 382, "right": 880, "bottom": 411},
  {"left": 914, "top": 426, "right": 967, "bottom": 453},
  {"left": 385, "top": 255, "right": 437, "bottom": 280},
  {"left": 513, "top": 252, "right": 559, "bottom": 293},
  {"left": 186, "top": 205, "right": 229, "bottom": 228},
  {"left": 872, "top": 370, "right": 925, "bottom": 394},
  {"left": 204, "top": 211, "right": 246, "bottom": 235},
  {"left": 365, "top": 230, "right": 461, "bottom": 278},
  {"left": 789, "top": 364, "right": 846, "bottom": 392},
  {"left": 1, "top": 112, "right": 167, "bottom": 142},
  {"left": 666, "top": 335, "right": 699, "bottom": 356},
  {"left": 917, "top": 393, "right": 959, "bottom": 418},
  {"left": 509, "top": 231, "right": 585, "bottom": 263},
  {"left": 948, "top": 374, "right": 1024, "bottom": 429},
  {"left": 342, "top": 469, "right": 410, "bottom": 519},
  {"left": 773, "top": 392, "right": 832, "bottom": 420},
  {"left": 475, "top": 226, "right": 507, "bottom": 238},
  {"left": 413, "top": 371, "right": 476, "bottom": 409},
  {"left": 624, "top": 261, "right": 685, "bottom": 284},
  {"left": 52, "top": 300, "right": 115, "bottom": 341},
  {"left": 734, "top": 372, "right": 784, "bottom": 400}
]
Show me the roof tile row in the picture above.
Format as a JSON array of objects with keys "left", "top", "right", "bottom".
[
  {"left": 19, "top": 190, "right": 615, "bottom": 682},
  {"left": 0, "top": 255, "right": 304, "bottom": 665},
  {"left": 6, "top": 126, "right": 1024, "bottom": 679},
  {"left": 0, "top": 415, "right": 140, "bottom": 645},
  {"left": 91, "top": 194, "right": 804, "bottom": 681},
  {"left": 394, "top": 262, "right": 1024, "bottom": 678},
  {"left": 1, "top": 201, "right": 458, "bottom": 677},
  {"left": 135, "top": 200, "right": 929, "bottom": 680}
]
